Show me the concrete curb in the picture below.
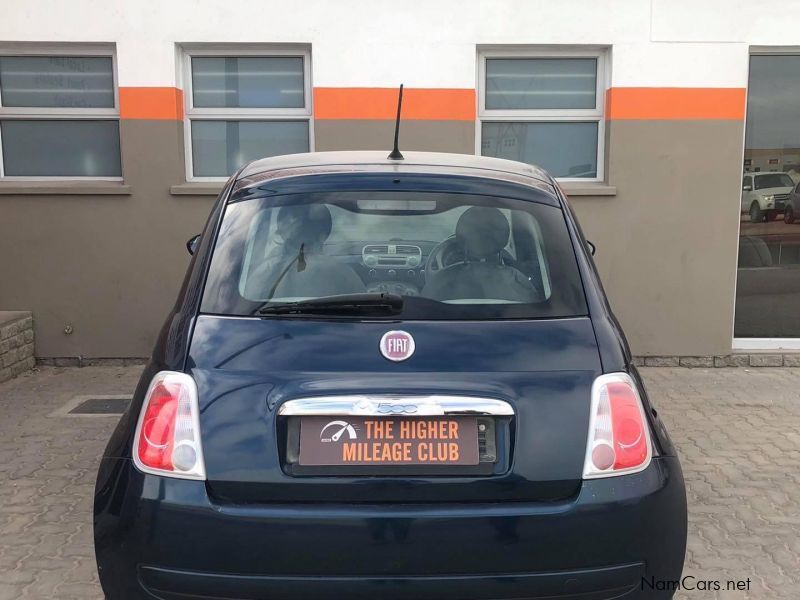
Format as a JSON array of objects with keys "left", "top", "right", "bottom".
[
  {"left": 633, "top": 354, "right": 800, "bottom": 368},
  {"left": 36, "top": 357, "right": 148, "bottom": 367}
]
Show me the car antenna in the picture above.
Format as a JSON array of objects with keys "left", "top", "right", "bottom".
[{"left": 387, "top": 84, "right": 404, "bottom": 160}]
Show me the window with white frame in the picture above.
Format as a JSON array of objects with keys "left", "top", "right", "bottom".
[
  {"left": 184, "top": 48, "right": 312, "bottom": 180},
  {"left": 0, "top": 47, "right": 121, "bottom": 178},
  {"left": 478, "top": 49, "right": 606, "bottom": 181}
]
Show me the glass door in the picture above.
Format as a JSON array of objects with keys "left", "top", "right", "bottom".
[{"left": 735, "top": 53, "right": 800, "bottom": 348}]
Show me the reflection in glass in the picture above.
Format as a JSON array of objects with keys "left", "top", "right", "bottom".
[
  {"left": 0, "top": 120, "right": 121, "bottom": 176},
  {"left": 191, "top": 120, "right": 309, "bottom": 177},
  {"left": 736, "top": 54, "right": 800, "bottom": 337},
  {"left": 485, "top": 58, "right": 597, "bottom": 110},
  {"left": 201, "top": 191, "right": 587, "bottom": 320},
  {"left": 191, "top": 57, "right": 304, "bottom": 109},
  {"left": 481, "top": 121, "right": 598, "bottom": 178},
  {"left": 0, "top": 56, "right": 114, "bottom": 108}
]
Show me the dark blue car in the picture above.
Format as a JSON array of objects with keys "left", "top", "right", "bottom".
[{"left": 94, "top": 151, "right": 687, "bottom": 600}]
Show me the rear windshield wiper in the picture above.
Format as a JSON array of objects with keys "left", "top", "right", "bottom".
[{"left": 255, "top": 293, "right": 404, "bottom": 316}]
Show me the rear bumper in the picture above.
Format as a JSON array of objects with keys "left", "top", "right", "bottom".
[
  {"left": 94, "top": 456, "right": 687, "bottom": 600},
  {"left": 138, "top": 563, "right": 645, "bottom": 600}
]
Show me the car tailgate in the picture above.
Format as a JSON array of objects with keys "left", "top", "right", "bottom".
[{"left": 188, "top": 314, "right": 602, "bottom": 503}]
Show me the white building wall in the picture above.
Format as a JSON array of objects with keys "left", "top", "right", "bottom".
[{"left": 1, "top": 0, "right": 785, "bottom": 89}]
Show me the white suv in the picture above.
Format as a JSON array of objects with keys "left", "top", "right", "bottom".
[{"left": 741, "top": 172, "right": 795, "bottom": 222}]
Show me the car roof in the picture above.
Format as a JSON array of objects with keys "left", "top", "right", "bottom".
[
  {"left": 750, "top": 171, "right": 790, "bottom": 176},
  {"left": 236, "top": 151, "right": 555, "bottom": 190}
]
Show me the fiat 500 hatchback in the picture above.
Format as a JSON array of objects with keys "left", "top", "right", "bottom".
[{"left": 94, "top": 151, "right": 687, "bottom": 600}]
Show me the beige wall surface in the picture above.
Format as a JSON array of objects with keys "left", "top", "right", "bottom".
[
  {"left": 0, "top": 120, "right": 213, "bottom": 358},
  {"left": 571, "top": 120, "right": 744, "bottom": 356},
  {"left": 0, "top": 119, "right": 744, "bottom": 358}
]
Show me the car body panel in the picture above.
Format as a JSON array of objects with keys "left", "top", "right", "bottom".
[
  {"left": 94, "top": 456, "right": 686, "bottom": 600},
  {"left": 95, "top": 151, "right": 687, "bottom": 600},
  {"left": 741, "top": 171, "right": 794, "bottom": 217},
  {"left": 785, "top": 180, "right": 800, "bottom": 223},
  {"left": 231, "top": 169, "right": 560, "bottom": 207},
  {"left": 188, "top": 314, "right": 601, "bottom": 503},
  {"left": 237, "top": 150, "right": 554, "bottom": 184}
]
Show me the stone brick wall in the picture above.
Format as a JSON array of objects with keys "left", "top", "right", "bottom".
[{"left": 0, "top": 312, "right": 35, "bottom": 383}]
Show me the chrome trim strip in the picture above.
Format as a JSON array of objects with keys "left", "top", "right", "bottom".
[{"left": 278, "top": 395, "right": 514, "bottom": 417}]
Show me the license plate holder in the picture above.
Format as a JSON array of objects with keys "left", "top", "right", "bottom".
[{"left": 297, "top": 415, "right": 480, "bottom": 467}]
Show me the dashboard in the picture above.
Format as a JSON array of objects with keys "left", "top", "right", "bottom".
[
  {"left": 319, "top": 239, "right": 470, "bottom": 296},
  {"left": 361, "top": 243, "right": 424, "bottom": 296},
  {"left": 307, "top": 238, "right": 528, "bottom": 299}
]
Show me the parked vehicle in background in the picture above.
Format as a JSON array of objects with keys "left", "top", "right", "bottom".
[
  {"left": 784, "top": 180, "right": 800, "bottom": 224},
  {"left": 742, "top": 172, "right": 794, "bottom": 222},
  {"left": 94, "top": 151, "right": 688, "bottom": 600}
]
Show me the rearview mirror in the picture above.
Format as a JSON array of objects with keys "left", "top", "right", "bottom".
[
  {"left": 743, "top": 185, "right": 752, "bottom": 192},
  {"left": 586, "top": 240, "right": 596, "bottom": 255},
  {"left": 186, "top": 234, "right": 201, "bottom": 255}
]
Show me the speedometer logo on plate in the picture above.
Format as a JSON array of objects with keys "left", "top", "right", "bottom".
[{"left": 379, "top": 330, "right": 415, "bottom": 362}]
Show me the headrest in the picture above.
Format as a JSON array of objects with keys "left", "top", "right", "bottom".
[
  {"left": 277, "top": 204, "right": 333, "bottom": 248},
  {"left": 455, "top": 206, "right": 510, "bottom": 259}
]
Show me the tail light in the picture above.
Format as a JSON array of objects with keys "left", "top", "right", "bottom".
[
  {"left": 582, "top": 373, "right": 652, "bottom": 479},
  {"left": 132, "top": 371, "right": 206, "bottom": 480}
]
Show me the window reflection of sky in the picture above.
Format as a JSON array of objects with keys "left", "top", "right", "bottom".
[{"left": 746, "top": 55, "right": 800, "bottom": 150}]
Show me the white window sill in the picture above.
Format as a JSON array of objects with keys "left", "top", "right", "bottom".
[
  {"left": 170, "top": 183, "right": 225, "bottom": 196},
  {"left": 559, "top": 183, "right": 617, "bottom": 197},
  {"left": 0, "top": 181, "right": 131, "bottom": 195}
]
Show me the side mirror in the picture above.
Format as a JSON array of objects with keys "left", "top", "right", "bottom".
[
  {"left": 743, "top": 185, "right": 752, "bottom": 192},
  {"left": 586, "top": 240, "right": 596, "bottom": 255},
  {"left": 186, "top": 234, "right": 201, "bottom": 255}
]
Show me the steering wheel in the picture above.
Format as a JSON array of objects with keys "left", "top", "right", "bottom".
[
  {"left": 425, "top": 235, "right": 466, "bottom": 276},
  {"left": 426, "top": 236, "right": 518, "bottom": 279}
]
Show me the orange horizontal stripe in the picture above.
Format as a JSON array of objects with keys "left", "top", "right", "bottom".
[
  {"left": 314, "top": 87, "right": 475, "bottom": 121},
  {"left": 606, "top": 87, "right": 746, "bottom": 120},
  {"left": 120, "top": 87, "right": 184, "bottom": 120}
]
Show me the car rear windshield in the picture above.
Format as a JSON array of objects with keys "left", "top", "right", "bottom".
[
  {"left": 200, "top": 190, "right": 588, "bottom": 320},
  {"left": 755, "top": 173, "right": 794, "bottom": 189}
]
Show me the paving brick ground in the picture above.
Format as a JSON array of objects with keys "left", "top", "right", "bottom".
[{"left": 0, "top": 366, "right": 798, "bottom": 599}]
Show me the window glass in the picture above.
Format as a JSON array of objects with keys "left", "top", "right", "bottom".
[
  {"left": 754, "top": 173, "right": 793, "bottom": 190},
  {"left": 191, "top": 120, "right": 309, "bottom": 177},
  {"left": 0, "top": 120, "right": 121, "bottom": 176},
  {"left": 0, "top": 56, "right": 114, "bottom": 108},
  {"left": 479, "top": 52, "right": 604, "bottom": 180},
  {"left": 481, "top": 121, "right": 598, "bottom": 178},
  {"left": 186, "top": 53, "right": 311, "bottom": 179},
  {"left": 191, "top": 57, "right": 304, "bottom": 108},
  {"left": 485, "top": 58, "right": 597, "bottom": 110},
  {"left": 202, "top": 191, "right": 587, "bottom": 320},
  {"left": 326, "top": 204, "right": 471, "bottom": 243},
  {"left": 737, "top": 54, "right": 800, "bottom": 337}
]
